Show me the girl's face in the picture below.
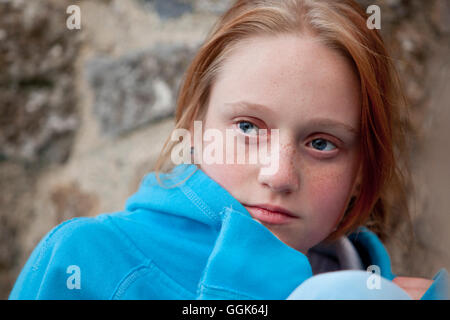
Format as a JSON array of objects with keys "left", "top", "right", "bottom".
[{"left": 197, "top": 34, "right": 362, "bottom": 254}]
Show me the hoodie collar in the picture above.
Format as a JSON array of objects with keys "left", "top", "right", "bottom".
[{"left": 125, "top": 163, "right": 251, "bottom": 229}]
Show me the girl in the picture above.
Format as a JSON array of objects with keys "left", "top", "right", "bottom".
[{"left": 9, "top": 0, "right": 448, "bottom": 300}]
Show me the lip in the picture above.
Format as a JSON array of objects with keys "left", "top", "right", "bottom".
[{"left": 243, "top": 203, "right": 298, "bottom": 225}]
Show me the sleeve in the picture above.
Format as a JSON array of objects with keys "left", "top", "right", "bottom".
[
  {"left": 195, "top": 207, "right": 313, "bottom": 300},
  {"left": 8, "top": 216, "right": 137, "bottom": 300},
  {"left": 8, "top": 219, "right": 79, "bottom": 300}
]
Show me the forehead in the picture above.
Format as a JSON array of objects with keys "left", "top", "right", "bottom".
[{"left": 211, "top": 34, "right": 361, "bottom": 126}]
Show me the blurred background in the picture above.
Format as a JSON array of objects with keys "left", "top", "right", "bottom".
[{"left": 0, "top": 0, "right": 449, "bottom": 299}]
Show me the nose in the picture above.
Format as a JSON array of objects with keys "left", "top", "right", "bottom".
[{"left": 257, "top": 142, "right": 300, "bottom": 194}]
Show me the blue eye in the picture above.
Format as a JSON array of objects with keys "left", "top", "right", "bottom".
[
  {"left": 310, "top": 138, "right": 336, "bottom": 151},
  {"left": 237, "top": 121, "right": 259, "bottom": 135}
]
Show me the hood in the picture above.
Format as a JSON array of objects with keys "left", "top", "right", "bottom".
[{"left": 125, "top": 163, "right": 247, "bottom": 230}]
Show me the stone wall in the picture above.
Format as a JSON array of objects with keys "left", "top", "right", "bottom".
[{"left": 0, "top": 0, "right": 449, "bottom": 299}]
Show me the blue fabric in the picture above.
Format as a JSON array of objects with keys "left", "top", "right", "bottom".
[
  {"left": 347, "top": 226, "right": 396, "bottom": 281},
  {"left": 420, "top": 268, "right": 449, "bottom": 300},
  {"left": 287, "top": 270, "right": 412, "bottom": 300},
  {"left": 347, "top": 228, "right": 449, "bottom": 300},
  {"left": 8, "top": 163, "right": 448, "bottom": 299}
]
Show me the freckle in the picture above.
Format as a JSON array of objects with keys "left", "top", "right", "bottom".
[
  {"left": 282, "top": 143, "right": 295, "bottom": 152},
  {"left": 280, "top": 143, "right": 297, "bottom": 169}
]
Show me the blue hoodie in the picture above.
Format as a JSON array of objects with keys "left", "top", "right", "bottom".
[{"left": 9, "top": 163, "right": 449, "bottom": 299}]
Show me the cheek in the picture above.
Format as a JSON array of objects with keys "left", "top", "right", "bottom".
[
  {"left": 200, "top": 163, "right": 250, "bottom": 197},
  {"left": 305, "top": 164, "right": 356, "bottom": 223}
]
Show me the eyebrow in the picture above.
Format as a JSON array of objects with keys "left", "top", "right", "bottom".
[
  {"left": 224, "top": 100, "right": 359, "bottom": 135},
  {"left": 224, "top": 101, "right": 277, "bottom": 116},
  {"left": 305, "top": 118, "right": 359, "bottom": 136}
]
